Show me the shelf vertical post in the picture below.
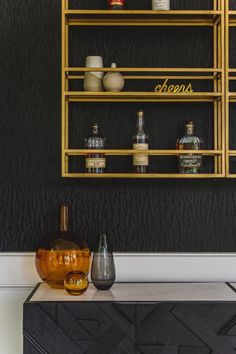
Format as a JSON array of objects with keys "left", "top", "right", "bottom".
[
  {"left": 213, "top": 0, "right": 218, "bottom": 173},
  {"left": 61, "top": 0, "right": 69, "bottom": 176},
  {"left": 220, "top": 0, "right": 225, "bottom": 175},
  {"left": 225, "top": 0, "right": 230, "bottom": 176}
]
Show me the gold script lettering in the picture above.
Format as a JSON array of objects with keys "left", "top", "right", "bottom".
[{"left": 155, "top": 79, "right": 194, "bottom": 93}]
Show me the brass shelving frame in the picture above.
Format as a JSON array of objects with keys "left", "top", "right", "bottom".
[
  {"left": 226, "top": 4, "right": 236, "bottom": 177},
  {"left": 61, "top": 0, "right": 225, "bottom": 179}
]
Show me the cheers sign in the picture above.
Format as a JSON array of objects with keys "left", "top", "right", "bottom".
[{"left": 155, "top": 79, "right": 193, "bottom": 93}]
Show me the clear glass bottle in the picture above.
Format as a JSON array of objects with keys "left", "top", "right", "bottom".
[
  {"left": 35, "top": 205, "right": 91, "bottom": 289},
  {"left": 108, "top": 0, "right": 125, "bottom": 10},
  {"left": 133, "top": 111, "right": 149, "bottom": 173},
  {"left": 91, "top": 234, "right": 116, "bottom": 291},
  {"left": 176, "top": 121, "right": 203, "bottom": 174},
  {"left": 85, "top": 123, "right": 106, "bottom": 173}
]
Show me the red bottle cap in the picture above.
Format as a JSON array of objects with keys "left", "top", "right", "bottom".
[{"left": 109, "top": 0, "right": 124, "bottom": 6}]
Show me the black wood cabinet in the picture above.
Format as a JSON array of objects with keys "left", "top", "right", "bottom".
[{"left": 23, "top": 283, "right": 236, "bottom": 354}]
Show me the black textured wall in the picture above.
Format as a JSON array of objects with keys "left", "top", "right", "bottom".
[{"left": 1, "top": 0, "right": 236, "bottom": 252}]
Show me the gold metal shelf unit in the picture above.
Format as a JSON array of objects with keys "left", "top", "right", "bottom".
[
  {"left": 226, "top": 4, "right": 236, "bottom": 176},
  {"left": 61, "top": 0, "right": 225, "bottom": 179}
]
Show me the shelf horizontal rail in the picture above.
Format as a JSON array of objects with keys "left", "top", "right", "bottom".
[
  {"left": 68, "top": 75, "right": 217, "bottom": 80},
  {"left": 65, "top": 67, "right": 223, "bottom": 73},
  {"left": 65, "top": 149, "right": 222, "bottom": 156},
  {"left": 229, "top": 93, "right": 236, "bottom": 101},
  {"left": 228, "top": 151, "right": 236, "bottom": 157},
  {"left": 69, "top": 99, "right": 220, "bottom": 103},
  {"left": 229, "top": 10, "right": 236, "bottom": 23},
  {"left": 67, "top": 19, "right": 217, "bottom": 27},
  {"left": 65, "top": 10, "right": 222, "bottom": 15},
  {"left": 62, "top": 173, "right": 224, "bottom": 179},
  {"left": 229, "top": 69, "right": 236, "bottom": 81},
  {"left": 65, "top": 91, "right": 222, "bottom": 102},
  {"left": 65, "top": 10, "right": 222, "bottom": 26}
]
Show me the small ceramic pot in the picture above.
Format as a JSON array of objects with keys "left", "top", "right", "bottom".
[
  {"left": 84, "top": 56, "right": 104, "bottom": 92},
  {"left": 103, "top": 63, "right": 124, "bottom": 92}
]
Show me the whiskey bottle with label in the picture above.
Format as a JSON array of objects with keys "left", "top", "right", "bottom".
[
  {"left": 133, "top": 111, "right": 149, "bottom": 173},
  {"left": 176, "top": 121, "right": 203, "bottom": 174},
  {"left": 85, "top": 123, "right": 106, "bottom": 173}
]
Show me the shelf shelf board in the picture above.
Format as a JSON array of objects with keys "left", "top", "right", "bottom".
[
  {"left": 65, "top": 149, "right": 222, "bottom": 156},
  {"left": 65, "top": 10, "right": 222, "bottom": 26},
  {"left": 62, "top": 173, "right": 224, "bottom": 179},
  {"left": 65, "top": 91, "right": 222, "bottom": 102}
]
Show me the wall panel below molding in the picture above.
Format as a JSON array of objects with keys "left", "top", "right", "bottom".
[
  {"left": 0, "top": 287, "right": 33, "bottom": 354},
  {"left": 2, "top": 252, "right": 236, "bottom": 354}
]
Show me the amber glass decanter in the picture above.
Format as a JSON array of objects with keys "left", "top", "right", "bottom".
[{"left": 35, "top": 205, "right": 91, "bottom": 289}]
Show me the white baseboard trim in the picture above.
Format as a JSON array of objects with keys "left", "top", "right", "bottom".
[{"left": 1, "top": 252, "right": 236, "bottom": 286}]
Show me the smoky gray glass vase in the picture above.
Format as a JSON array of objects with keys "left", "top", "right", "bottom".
[{"left": 91, "top": 234, "right": 116, "bottom": 290}]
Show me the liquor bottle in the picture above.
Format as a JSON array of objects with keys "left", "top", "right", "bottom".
[
  {"left": 152, "top": 0, "right": 170, "bottom": 10},
  {"left": 133, "top": 111, "right": 149, "bottom": 173},
  {"left": 176, "top": 121, "right": 203, "bottom": 174},
  {"left": 108, "top": 0, "right": 125, "bottom": 10},
  {"left": 35, "top": 205, "right": 91, "bottom": 289},
  {"left": 85, "top": 123, "right": 106, "bottom": 173}
]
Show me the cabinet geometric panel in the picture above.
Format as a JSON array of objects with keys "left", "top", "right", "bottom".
[{"left": 24, "top": 302, "right": 236, "bottom": 353}]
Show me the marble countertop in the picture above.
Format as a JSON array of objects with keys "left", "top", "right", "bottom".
[{"left": 28, "top": 282, "right": 236, "bottom": 302}]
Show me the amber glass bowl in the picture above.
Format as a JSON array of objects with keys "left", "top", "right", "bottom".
[
  {"left": 64, "top": 271, "right": 89, "bottom": 295},
  {"left": 36, "top": 248, "right": 91, "bottom": 289}
]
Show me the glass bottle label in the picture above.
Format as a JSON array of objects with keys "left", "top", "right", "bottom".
[
  {"left": 133, "top": 155, "right": 149, "bottom": 166},
  {"left": 179, "top": 154, "right": 202, "bottom": 168},
  {"left": 133, "top": 143, "right": 148, "bottom": 150},
  {"left": 86, "top": 158, "right": 106, "bottom": 168},
  {"left": 133, "top": 144, "right": 149, "bottom": 166},
  {"left": 152, "top": 0, "right": 170, "bottom": 10}
]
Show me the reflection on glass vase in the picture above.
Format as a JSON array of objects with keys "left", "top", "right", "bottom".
[{"left": 91, "top": 234, "right": 116, "bottom": 290}]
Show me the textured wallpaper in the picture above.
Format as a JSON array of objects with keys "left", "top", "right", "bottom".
[{"left": 0, "top": 0, "right": 236, "bottom": 251}]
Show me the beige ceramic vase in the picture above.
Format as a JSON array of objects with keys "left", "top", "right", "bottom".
[
  {"left": 84, "top": 56, "right": 104, "bottom": 92},
  {"left": 103, "top": 63, "right": 124, "bottom": 92}
]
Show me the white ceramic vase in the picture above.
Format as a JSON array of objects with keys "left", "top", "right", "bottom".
[
  {"left": 84, "top": 56, "right": 104, "bottom": 92},
  {"left": 103, "top": 63, "right": 124, "bottom": 92}
]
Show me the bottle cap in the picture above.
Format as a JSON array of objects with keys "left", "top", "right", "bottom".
[
  {"left": 138, "top": 110, "right": 144, "bottom": 117},
  {"left": 186, "top": 121, "right": 194, "bottom": 126},
  {"left": 111, "top": 63, "right": 117, "bottom": 68}
]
